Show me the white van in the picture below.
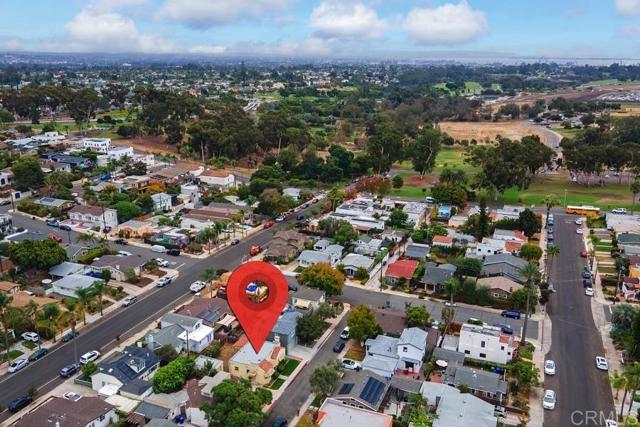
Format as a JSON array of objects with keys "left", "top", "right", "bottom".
[{"left": 151, "top": 245, "right": 167, "bottom": 253}]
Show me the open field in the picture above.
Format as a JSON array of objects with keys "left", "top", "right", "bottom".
[
  {"left": 111, "top": 135, "right": 178, "bottom": 155},
  {"left": 610, "top": 102, "right": 640, "bottom": 117},
  {"left": 551, "top": 127, "right": 581, "bottom": 139},
  {"left": 439, "top": 121, "right": 546, "bottom": 143},
  {"left": 432, "top": 81, "right": 496, "bottom": 95}
]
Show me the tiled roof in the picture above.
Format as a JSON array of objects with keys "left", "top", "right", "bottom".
[{"left": 385, "top": 259, "right": 419, "bottom": 279}]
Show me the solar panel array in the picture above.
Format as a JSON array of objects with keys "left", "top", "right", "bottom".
[
  {"left": 338, "top": 383, "right": 354, "bottom": 395},
  {"left": 359, "top": 377, "right": 385, "bottom": 405}
]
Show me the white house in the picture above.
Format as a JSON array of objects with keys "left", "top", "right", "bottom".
[
  {"left": 362, "top": 327, "right": 428, "bottom": 377},
  {"left": 283, "top": 187, "right": 301, "bottom": 200},
  {"left": 68, "top": 205, "right": 118, "bottom": 230},
  {"left": 492, "top": 229, "right": 528, "bottom": 244},
  {"left": 96, "top": 146, "right": 135, "bottom": 166},
  {"left": 471, "top": 238, "right": 506, "bottom": 258},
  {"left": 52, "top": 274, "right": 99, "bottom": 298},
  {"left": 0, "top": 169, "right": 13, "bottom": 187},
  {"left": 178, "top": 324, "right": 214, "bottom": 354},
  {"left": 83, "top": 138, "right": 112, "bottom": 153},
  {"left": 199, "top": 169, "right": 235, "bottom": 189},
  {"left": 457, "top": 323, "right": 516, "bottom": 365},
  {"left": 151, "top": 192, "right": 172, "bottom": 212}
]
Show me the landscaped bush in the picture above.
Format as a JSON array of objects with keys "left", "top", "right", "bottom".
[
  {"left": 152, "top": 356, "right": 195, "bottom": 394},
  {"left": 77, "top": 247, "right": 110, "bottom": 264},
  {"left": 17, "top": 200, "right": 47, "bottom": 217}
]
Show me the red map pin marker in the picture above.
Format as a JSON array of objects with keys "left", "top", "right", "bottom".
[{"left": 227, "top": 261, "right": 289, "bottom": 353}]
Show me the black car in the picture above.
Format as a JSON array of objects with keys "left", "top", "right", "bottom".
[
  {"left": 167, "top": 249, "right": 181, "bottom": 256},
  {"left": 62, "top": 331, "right": 79, "bottom": 342},
  {"left": 582, "top": 271, "right": 591, "bottom": 279},
  {"left": 28, "top": 348, "right": 48, "bottom": 361},
  {"left": 115, "top": 238, "right": 128, "bottom": 245},
  {"left": 59, "top": 363, "right": 79, "bottom": 378},
  {"left": 296, "top": 214, "right": 305, "bottom": 220},
  {"left": 333, "top": 340, "right": 346, "bottom": 353},
  {"left": 8, "top": 395, "right": 32, "bottom": 412},
  {"left": 59, "top": 224, "right": 71, "bottom": 231},
  {"left": 583, "top": 279, "right": 592, "bottom": 288},
  {"left": 272, "top": 418, "right": 288, "bottom": 427}
]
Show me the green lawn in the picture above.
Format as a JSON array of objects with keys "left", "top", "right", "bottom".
[
  {"left": 552, "top": 127, "right": 581, "bottom": 139},
  {"left": 393, "top": 147, "right": 476, "bottom": 174},
  {"left": 1, "top": 350, "right": 23, "bottom": 361},
  {"left": 390, "top": 185, "right": 430, "bottom": 198},
  {"left": 22, "top": 341, "right": 37, "bottom": 350},
  {"left": 279, "top": 358, "right": 301, "bottom": 376},
  {"left": 269, "top": 378, "right": 285, "bottom": 390}
]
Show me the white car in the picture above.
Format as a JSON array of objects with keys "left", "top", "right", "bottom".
[
  {"left": 156, "top": 276, "right": 172, "bottom": 287},
  {"left": 340, "top": 327, "right": 350, "bottom": 340},
  {"left": 341, "top": 359, "right": 362, "bottom": 370},
  {"left": 596, "top": 356, "right": 609, "bottom": 371},
  {"left": 79, "top": 350, "right": 101, "bottom": 365},
  {"left": 190, "top": 281, "right": 206, "bottom": 293},
  {"left": 8, "top": 358, "right": 28, "bottom": 373},
  {"left": 576, "top": 228, "right": 584, "bottom": 235},
  {"left": 444, "top": 301, "right": 457, "bottom": 307},
  {"left": 62, "top": 391, "right": 82, "bottom": 401},
  {"left": 117, "top": 251, "right": 132, "bottom": 257},
  {"left": 122, "top": 295, "right": 137, "bottom": 307},
  {"left": 274, "top": 215, "right": 285, "bottom": 222},
  {"left": 542, "top": 389, "right": 556, "bottom": 410},
  {"left": 21, "top": 332, "right": 39, "bottom": 342},
  {"left": 544, "top": 360, "right": 556, "bottom": 375},
  {"left": 155, "top": 258, "right": 169, "bottom": 267},
  {"left": 585, "top": 287, "right": 594, "bottom": 297},
  {"left": 612, "top": 208, "right": 628, "bottom": 215},
  {"left": 574, "top": 218, "right": 583, "bottom": 225}
]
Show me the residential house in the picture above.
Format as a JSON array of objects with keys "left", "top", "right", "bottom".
[
  {"left": 298, "top": 250, "right": 332, "bottom": 268},
  {"left": 52, "top": 274, "right": 99, "bottom": 298},
  {"left": 91, "top": 346, "right": 159, "bottom": 395},
  {"left": 401, "top": 202, "right": 429, "bottom": 226},
  {"left": 476, "top": 276, "right": 523, "bottom": 300},
  {"left": 185, "top": 378, "right": 208, "bottom": 427},
  {"left": 372, "top": 308, "right": 405, "bottom": 337},
  {"left": 362, "top": 327, "right": 428, "bottom": 377},
  {"left": 228, "top": 339, "right": 285, "bottom": 386},
  {"left": 160, "top": 312, "right": 201, "bottom": 330},
  {"left": 384, "top": 259, "right": 419, "bottom": 285},
  {"left": 328, "top": 213, "right": 385, "bottom": 232},
  {"left": 49, "top": 261, "right": 85, "bottom": 279},
  {"left": 481, "top": 254, "right": 528, "bottom": 283},
  {"left": 34, "top": 197, "right": 74, "bottom": 210},
  {"left": 65, "top": 244, "right": 90, "bottom": 262},
  {"left": 118, "top": 175, "right": 150, "bottom": 191},
  {"left": 432, "top": 347, "right": 466, "bottom": 367},
  {"left": 118, "top": 219, "right": 157, "bottom": 238},
  {"left": 494, "top": 205, "right": 524, "bottom": 221},
  {"left": 198, "top": 169, "right": 235, "bottom": 189},
  {"left": 0, "top": 169, "right": 13, "bottom": 187},
  {"left": 68, "top": 205, "right": 118, "bottom": 230},
  {"left": 268, "top": 310, "right": 303, "bottom": 353},
  {"left": 314, "top": 239, "right": 331, "bottom": 251},
  {"left": 447, "top": 230, "right": 476, "bottom": 247},
  {"left": 457, "top": 323, "right": 516, "bottom": 364},
  {"left": 96, "top": 147, "right": 135, "bottom": 166},
  {"left": 316, "top": 398, "right": 393, "bottom": 427},
  {"left": 432, "top": 235, "right": 453, "bottom": 248},
  {"left": 355, "top": 237, "right": 385, "bottom": 256},
  {"left": 492, "top": 229, "right": 528, "bottom": 244},
  {"left": 0, "top": 214, "right": 12, "bottom": 235},
  {"left": 381, "top": 230, "right": 405, "bottom": 243},
  {"left": 83, "top": 138, "right": 111, "bottom": 152},
  {"left": 263, "top": 230, "right": 309, "bottom": 263},
  {"left": 341, "top": 254, "right": 374, "bottom": 277},
  {"left": 332, "top": 369, "right": 390, "bottom": 412},
  {"left": 442, "top": 365, "right": 508, "bottom": 403},
  {"left": 404, "top": 243, "right": 430, "bottom": 260},
  {"left": 606, "top": 213, "right": 640, "bottom": 234},
  {"left": 289, "top": 284, "right": 326, "bottom": 310},
  {"left": 119, "top": 378, "right": 154, "bottom": 401},
  {"left": 90, "top": 255, "right": 145, "bottom": 282},
  {"left": 40, "top": 153, "right": 91, "bottom": 169},
  {"left": 142, "top": 390, "right": 189, "bottom": 422},
  {"left": 151, "top": 193, "right": 172, "bottom": 213},
  {"left": 283, "top": 187, "right": 301, "bottom": 200},
  {"left": 619, "top": 233, "right": 640, "bottom": 255},
  {"left": 174, "top": 297, "right": 233, "bottom": 328},
  {"left": 158, "top": 312, "right": 214, "bottom": 354},
  {"left": 14, "top": 396, "right": 117, "bottom": 427},
  {"left": 146, "top": 325, "right": 185, "bottom": 354},
  {"left": 420, "top": 382, "right": 498, "bottom": 427}
]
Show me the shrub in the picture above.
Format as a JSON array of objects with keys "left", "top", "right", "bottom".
[{"left": 152, "top": 356, "right": 195, "bottom": 394}]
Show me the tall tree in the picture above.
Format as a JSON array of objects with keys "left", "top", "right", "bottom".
[
  {"left": 408, "top": 126, "right": 441, "bottom": 178},
  {"left": 477, "top": 196, "right": 489, "bottom": 241},
  {"left": 520, "top": 262, "right": 541, "bottom": 345},
  {"left": 367, "top": 123, "right": 404, "bottom": 174},
  {"left": 74, "top": 287, "right": 95, "bottom": 325},
  {"left": 632, "top": 179, "right": 640, "bottom": 215},
  {"left": 0, "top": 293, "right": 13, "bottom": 362},
  {"left": 347, "top": 304, "right": 379, "bottom": 341},
  {"left": 12, "top": 157, "right": 45, "bottom": 191},
  {"left": 546, "top": 244, "right": 560, "bottom": 283}
]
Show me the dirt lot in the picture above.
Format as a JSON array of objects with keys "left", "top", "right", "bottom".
[
  {"left": 111, "top": 135, "right": 178, "bottom": 156},
  {"left": 494, "top": 82, "right": 640, "bottom": 107},
  {"left": 439, "top": 121, "right": 546, "bottom": 143}
]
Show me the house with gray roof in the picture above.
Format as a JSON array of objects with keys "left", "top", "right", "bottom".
[
  {"left": 52, "top": 274, "right": 99, "bottom": 298},
  {"left": 421, "top": 262, "right": 457, "bottom": 292},
  {"left": 432, "top": 347, "right": 465, "bottom": 366},
  {"left": 404, "top": 243, "right": 431, "bottom": 260},
  {"left": 341, "top": 253, "right": 374, "bottom": 277},
  {"left": 442, "top": 365, "right": 508, "bottom": 403},
  {"left": 289, "top": 284, "right": 325, "bottom": 310},
  {"left": 298, "top": 250, "right": 332, "bottom": 268},
  {"left": 397, "top": 327, "right": 428, "bottom": 373},
  {"left": 49, "top": 261, "right": 85, "bottom": 279},
  {"left": 64, "top": 244, "right": 90, "bottom": 262},
  {"left": 420, "top": 382, "right": 498, "bottom": 427},
  {"left": 34, "top": 197, "right": 74, "bottom": 209},
  {"left": 120, "top": 378, "right": 153, "bottom": 400},
  {"left": 481, "top": 253, "right": 528, "bottom": 283},
  {"left": 146, "top": 324, "right": 185, "bottom": 354},
  {"left": 90, "top": 255, "right": 145, "bottom": 282},
  {"left": 160, "top": 313, "right": 202, "bottom": 332},
  {"left": 314, "top": 239, "right": 331, "bottom": 251},
  {"left": 268, "top": 310, "right": 302, "bottom": 353},
  {"left": 151, "top": 192, "right": 172, "bottom": 212},
  {"left": 362, "top": 328, "right": 428, "bottom": 378},
  {"left": 332, "top": 369, "right": 391, "bottom": 412},
  {"left": 91, "top": 346, "right": 159, "bottom": 395}
]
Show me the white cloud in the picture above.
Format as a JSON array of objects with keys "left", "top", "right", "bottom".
[
  {"left": 404, "top": 1, "right": 488, "bottom": 46},
  {"left": 618, "top": 25, "right": 640, "bottom": 37},
  {"left": 228, "top": 37, "right": 334, "bottom": 57},
  {"left": 92, "top": 0, "right": 149, "bottom": 11},
  {"left": 309, "top": 1, "right": 387, "bottom": 39},
  {"left": 61, "top": 8, "right": 176, "bottom": 53},
  {"left": 615, "top": 0, "right": 640, "bottom": 16},
  {"left": 157, "top": 0, "right": 291, "bottom": 28},
  {"left": 0, "top": 38, "right": 22, "bottom": 51},
  {"left": 188, "top": 45, "right": 227, "bottom": 55}
]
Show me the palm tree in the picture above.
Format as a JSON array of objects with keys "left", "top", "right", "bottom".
[
  {"left": 200, "top": 226, "right": 219, "bottom": 254},
  {"left": 23, "top": 300, "right": 39, "bottom": 332},
  {"left": 546, "top": 244, "right": 560, "bottom": 283},
  {"left": 39, "top": 303, "right": 61, "bottom": 342},
  {"left": 611, "top": 370, "right": 627, "bottom": 400},
  {"left": 543, "top": 195, "right": 557, "bottom": 220},
  {"left": 444, "top": 277, "right": 460, "bottom": 307},
  {"left": 327, "top": 187, "right": 346, "bottom": 211},
  {"left": 0, "top": 292, "right": 14, "bottom": 362},
  {"left": 631, "top": 179, "right": 640, "bottom": 215},
  {"left": 201, "top": 267, "right": 218, "bottom": 298},
  {"left": 519, "top": 262, "right": 541, "bottom": 345},
  {"left": 625, "top": 362, "right": 640, "bottom": 416},
  {"left": 92, "top": 281, "right": 107, "bottom": 317},
  {"left": 75, "top": 288, "right": 95, "bottom": 325}
]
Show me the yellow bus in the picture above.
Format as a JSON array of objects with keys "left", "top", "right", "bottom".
[{"left": 566, "top": 205, "right": 600, "bottom": 218}]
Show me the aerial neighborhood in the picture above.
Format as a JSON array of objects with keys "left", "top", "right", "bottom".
[{"left": 0, "top": 24, "right": 640, "bottom": 427}]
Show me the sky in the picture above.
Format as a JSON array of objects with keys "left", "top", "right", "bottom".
[{"left": 1, "top": 0, "right": 640, "bottom": 59}]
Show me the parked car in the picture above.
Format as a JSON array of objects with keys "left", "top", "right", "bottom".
[
  {"left": 21, "top": 332, "right": 39, "bottom": 342},
  {"left": 122, "top": 295, "right": 137, "bottom": 307},
  {"left": 155, "top": 258, "right": 169, "bottom": 267},
  {"left": 28, "top": 348, "right": 48, "bottom": 362},
  {"left": 576, "top": 228, "right": 584, "bottom": 235},
  {"left": 501, "top": 310, "right": 521, "bottom": 320},
  {"left": 230, "top": 239, "right": 240, "bottom": 245},
  {"left": 151, "top": 245, "right": 167, "bottom": 253},
  {"left": 425, "top": 196, "right": 436, "bottom": 204},
  {"left": 8, "top": 395, "right": 32, "bottom": 412},
  {"left": 156, "top": 276, "right": 172, "bottom": 287},
  {"left": 542, "top": 390, "right": 556, "bottom": 410},
  {"left": 582, "top": 271, "right": 591, "bottom": 279},
  {"left": 333, "top": 340, "right": 346, "bottom": 353},
  {"left": 114, "top": 238, "right": 128, "bottom": 245},
  {"left": 272, "top": 418, "right": 288, "bottom": 427},
  {"left": 583, "top": 279, "right": 592, "bottom": 288},
  {"left": 263, "top": 221, "right": 274, "bottom": 229},
  {"left": 575, "top": 218, "right": 583, "bottom": 225},
  {"left": 62, "top": 392, "right": 82, "bottom": 401},
  {"left": 340, "top": 327, "right": 350, "bottom": 339},
  {"left": 548, "top": 282, "right": 556, "bottom": 293},
  {"left": 190, "top": 281, "right": 206, "bottom": 293},
  {"left": 275, "top": 215, "right": 285, "bottom": 222},
  {"left": 79, "top": 350, "right": 101, "bottom": 365},
  {"left": 580, "top": 251, "right": 588, "bottom": 257},
  {"left": 62, "top": 331, "right": 79, "bottom": 342},
  {"left": 59, "top": 363, "right": 79, "bottom": 378},
  {"left": 45, "top": 219, "right": 60, "bottom": 227},
  {"left": 117, "top": 250, "right": 132, "bottom": 257},
  {"left": 444, "top": 301, "right": 457, "bottom": 307},
  {"left": 585, "top": 287, "right": 594, "bottom": 297},
  {"left": 296, "top": 214, "right": 305, "bottom": 220},
  {"left": 48, "top": 232, "right": 63, "bottom": 243},
  {"left": 8, "top": 358, "right": 28, "bottom": 373},
  {"left": 167, "top": 249, "right": 180, "bottom": 256},
  {"left": 59, "top": 224, "right": 71, "bottom": 231},
  {"left": 494, "top": 324, "right": 513, "bottom": 335},
  {"left": 596, "top": 356, "right": 609, "bottom": 371},
  {"left": 612, "top": 208, "right": 628, "bottom": 215},
  {"left": 342, "top": 359, "right": 362, "bottom": 370},
  {"left": 250, "top": 245, "right": 262, "bottom": 256},
  {"left": 544, "top": 360, "right": 556, "bottom": 375}
]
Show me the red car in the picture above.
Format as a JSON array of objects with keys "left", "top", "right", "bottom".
[
  {"left": 263, "top": 221, "right": 274, "bottom": 229},
  {"left": 580, "top": 251, "right": 588, "bottom": 257},
  {"left": 48, "top": 232, "right": 63, "bottom": 243}
]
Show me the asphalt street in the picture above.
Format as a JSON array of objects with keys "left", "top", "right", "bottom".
[{"left": 544, "top": 211, "right": 615, "bottom": 427}]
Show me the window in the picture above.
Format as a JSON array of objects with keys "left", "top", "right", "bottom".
[
  {"left": 403, "top": 346, "right": 408, "bottom": 352},
  {"left": 501, "top": 346, "right": 505, "bottom": 350},
  {"left": 234, "top": 366, "right": 238, "bottom": 371},
  {"left": 480, "top": 353, "right": 486, "bottom": 358},
  {"left": 481, "top": 341, "right": 486, "bottom": 348},
  {"left": 464, "top": 350, "right": 470, "bottom": 354}
]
